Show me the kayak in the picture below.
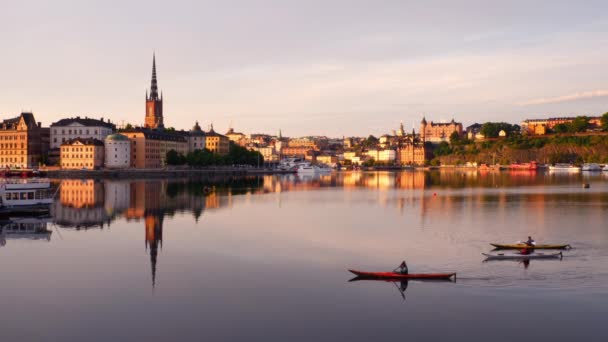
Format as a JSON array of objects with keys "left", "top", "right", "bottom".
[
  {"left": 348, "top": 269, "right": 456, "bottom": 280},
  {"left": 482, "top": 252, "right": 563, "bottom": 260},
  {"left": 490, "top": 243, "right": 571, "bottom": 250}
]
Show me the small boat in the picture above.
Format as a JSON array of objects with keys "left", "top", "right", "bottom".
[
  {"left": 581, "top": 163, "right": 602, "bottom": 171},
  {"left": 348, "top": 269, "right": 456, "bottom": 280},
  {"left": 482, "top": 252, "right": 562, "bottom": 260},
  {"left": 509, "top": 161, "right": 538, "bottom": 170},
  {"left": 490, "top": 243, "right": 571, "bottom": 250},
  {"left": 548, "top": 163, "right": 580, "bottom": 172}
]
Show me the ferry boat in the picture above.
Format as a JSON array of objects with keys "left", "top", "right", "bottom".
[
  {"left": 0, "top": 179, "right": 56, "bottom": 215},
  {"left": 548, "top": 163, "right": 581, "bottom": 172},
  {"left": 278, "top": 158, "right": 304, "bottom": 171},
  {"left": 581, "top": 163, "right": 602, "bottom": 171},
  {"left": 296, "top": 163, "right": 320, "bottom": 174},
  {"left": 509, "top": 161, "right": 538, "bottom": 170}
]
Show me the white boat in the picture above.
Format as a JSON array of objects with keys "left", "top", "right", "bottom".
[
  {"left": 296, "top": 163, "right": 320, "bottom": 174},
  {"left": 581, "top": 163, "right": 602, "bottom": 171},
  {"left": 548, "top": 163, "right": 581, "bottom": 172},
  {"left": 0, "top": 179, "right": 56, "bottom": 213},
  {"left": 278, "top": 157, "right": 304, "bottom": 170},
  {"left": 603, "top": 165, "right": 608, "bottom": 172},
  {"left": 316, "top": 164, "right": 333, "bottom": 174}
]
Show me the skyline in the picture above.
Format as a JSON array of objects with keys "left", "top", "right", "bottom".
[{"left": 1, "top": 0, "right": 608, "bottom": 136}]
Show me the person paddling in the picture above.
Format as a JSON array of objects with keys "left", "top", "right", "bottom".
[
  {"left": 521, "top": 236, "right": 536, "bottom": 255},
  {"left": 394, "top": 261, "right": 408, "bottom": 275}
]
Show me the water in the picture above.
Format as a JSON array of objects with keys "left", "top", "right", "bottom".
[{"left": 1, "top": 171, "right": 607, "bottom": 341}]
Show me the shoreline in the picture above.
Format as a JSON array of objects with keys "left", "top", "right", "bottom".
[{"left": 44, "top": 168, "right": 296, "bottom": 179}]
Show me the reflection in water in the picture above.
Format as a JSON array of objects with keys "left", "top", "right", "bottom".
[{"left": 0, "top": 216, "right": 52, "bottom": 247}]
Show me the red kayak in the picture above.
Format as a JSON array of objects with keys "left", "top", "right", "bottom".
[{"left": 349, "top": 269, "right": 456, "bottom": 280}]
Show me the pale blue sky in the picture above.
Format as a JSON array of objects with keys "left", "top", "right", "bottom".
[{"left": 1, "top": 0, "right": 607, "bottom": 136}]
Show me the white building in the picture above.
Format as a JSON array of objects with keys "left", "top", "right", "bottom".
[
  {"left": 51, "top": 117, "right": 116, "bottom": 149},
  {"left": 188, "top": 122, "right": 206, "bottom": 152},
  {"left": 104, "top": 133, "right": 131, "bottom": 169},
  {"left": 378, "top": 149, "right": 397, "bottom": 162}
]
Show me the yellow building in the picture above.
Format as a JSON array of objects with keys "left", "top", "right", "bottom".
[
  {"left": 60, "top": 138, "right": 105, "bottom": 169},
  {"left": 0, "top": 112, "right": 49, "bottom": 168},
  {"left": 122, "top": 129, "right": 188, "bottom": 168},
  {"left": 205, "top": 126, "right": 230, "bottom": 155}
]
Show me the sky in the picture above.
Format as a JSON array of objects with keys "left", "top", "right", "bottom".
[{"left": 1, "top": 0, "right": 607, "bottom": 137}]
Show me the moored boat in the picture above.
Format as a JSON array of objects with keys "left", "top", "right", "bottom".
[
  {"left": 348, "top": 269, "right": 456, "bottom": 280},
  {"left": 0, "top": 179, "right": 56, "bottom": 215},
  {"left": 548, "top": 163, "right": 580, "bottom": 172},
  {"left": 582, "top": 163, "right": 602, "bottom": 171},
  {"left": 509, "top": 161, "right": 538, "bottom": 170},
  {"left": 482, "top": 252, "right": 562, "bottom": 260},
  {"left": 490, "top": 243, "right": 571, "bottom": 250}
]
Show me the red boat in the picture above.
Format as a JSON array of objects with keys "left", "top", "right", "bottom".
[
  {"left": 508, "top": 161, "right": 538, "bottom": 170},
  {"left": 348, "top": 269, "right": 456, "bottom": 280}
]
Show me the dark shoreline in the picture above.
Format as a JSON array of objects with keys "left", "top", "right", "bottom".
[{"left": 44, "top": 168, "right": 296, "bottom": 179}]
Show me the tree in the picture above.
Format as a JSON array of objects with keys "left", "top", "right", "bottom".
[
  {"left": 124, "top": 123, "right": 134, "bottom": 130},
  {"left": 433, "top": 141, "right": 452, "bottom": 156},
  {"left": 553, "top": 123, "right": 569, "bottom": 134},
  {"left": 166, "top": 149, "right": 186, "bottom": 165},
  {"left": 601, "top": 112, "right": 608, "bottom": 131},
  {"left": 569, "top": 116, "right": 589, "bottom": 133},
  {"left": 480, "top": 122, "right": 519, "bottom": 138}
]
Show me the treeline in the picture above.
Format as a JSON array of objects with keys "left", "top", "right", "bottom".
[{"left": 166, "top": 143, "right": 264, "bottom": 167}]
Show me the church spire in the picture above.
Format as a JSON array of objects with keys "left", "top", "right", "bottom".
[{"left": 149, "top": 53, "right": 159, "bottom": 100}]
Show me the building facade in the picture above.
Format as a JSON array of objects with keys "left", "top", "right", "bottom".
[
  {"left": 50, "top": 117, "right": 116, "bottom": 149},
  {"left": 122, "top": 129, "right": 188, "bottom": 169},
  {"left": 205, "top": 126, "right": 230, "bottom": 155},
  {"left": 60, "top": 138, "right": 105, "bottom": 169},
  {"left": 145, "top": 54, "right": 164, "bottom": 129},
  {"left": 0, "top": 112, "right": 49, "bottom": 169},
  {"left": 420, "top": 117, "right": 463, "bottom": 143},
  {"left": 188, "top": 122, "right": 206, "bottom": 151},
  {"left": 104, "top": 133, "right": 131, "bottom": 169}
]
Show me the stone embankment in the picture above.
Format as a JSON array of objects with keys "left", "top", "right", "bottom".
[{"left": 44, "top": 168, "right": 295, "bottom": 179}]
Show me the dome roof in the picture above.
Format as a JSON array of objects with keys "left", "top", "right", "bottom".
[{"left": 105, "top": 133, "right": 129, "bottom": 141}]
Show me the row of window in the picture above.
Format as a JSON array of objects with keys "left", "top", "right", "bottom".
[
  {"left": 53, "top": 129, "right": 106, "bottom": 135},
  {"left": 62, "top": 154, "right": 94, "bottom": 159},
  {"left": 61, "top": 162, "right": 95, "bottom": 167},
  {"left": 0, "top": 151, "right": 25, "bottom": 155},
  {"left": 0, "top": 135, "right": 26, "bottom": 140},
  {"left": 0, "top": 143, "right": 25, "bottom": 149},
  {"left": 0, "top": 157, "right": 25, "bottom": 163},
  {"left": 61, "top": 147, "right": 96, "bottom": 152}
]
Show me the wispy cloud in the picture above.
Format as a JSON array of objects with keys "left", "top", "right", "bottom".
[{"left": 518, "top": 90, "right": 608, "bottom": 106}]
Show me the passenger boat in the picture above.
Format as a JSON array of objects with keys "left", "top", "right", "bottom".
[
  {"left": 490, "top": 243, "right": 571, "bottom": 250},
  {"left": 508, "top": 161, "right": 538, "bottom": 170},
  {"left": 482, "top": 252, "right": 562, "bottom": 260},
  {"left": 0, "top": 179, "right": 56, "bottom": 215},
  {"left": 348, "top": 269, "right": 456, "bottom": 280},
  {"left": 581, "top": 163, "right": 602, "bottom": 171},
  {"left": 296, "top": 163, "right": 320, "bottom": 174},
  {"left": 548, "top": 163, "right": 581, "bottom": 172}
]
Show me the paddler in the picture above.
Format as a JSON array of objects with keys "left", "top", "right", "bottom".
[
  {"left": 393, "top": 261, "right": 409, "bottom": 275},
  {"left": 521, "top": 236, "right": 536, "bottom": 255}
]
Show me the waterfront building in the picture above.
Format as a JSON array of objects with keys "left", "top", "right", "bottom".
[
  {"left": 225, "top": 128, "right": 246, "bottom": 145},
  {"left": 50, "top": 117, "right": 116, "bottom": 149},
  {"left": 378, "top": 149, "right": 397, "bottom": 162},
  {"left": 420, "top": 117, "right": 463, "bottom": 143},
  {"left": 60, "top": 138, "right": 105, "bottom": 169},
  {"left": 343, "top": 151, "right": 358, "bottom": 161},
  {"left": 288, "top": 137, "right": 319, "bottom": 150},
  {"left": 122, "top": 129, "right": 188, "bottom": 168},
  {"left": 521, "top": 116, "right": 602, "bottom": 135},
  {"left": 466, "top": 123, "right": 483, "bottom": 140},
  {"left": 0, "top": 112, "right": 49, "bottom": 169},
  {"left": 145, "top": 54, "right": 164, "bottom": 129},
  {"left": 281, "top": 146, "right": 314, "bottom": 158},
  {"left": 397, "top": 129, "right": 431, "bottom": 165},
  {"left": 316, "top": 155, "right": 338, "bottom": 165},
  {"left": 205, "top": 125, "right": 229, "bottom": 155},
  {"left": 188, "top": 122, "right": 206, "bottom": 151},
  {"left": 104, "top": 133, "right": 131, "bottom": 169}
]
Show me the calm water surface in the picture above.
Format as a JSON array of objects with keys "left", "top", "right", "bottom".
[{"left": 1, "top": 171, "right": 607, "bottom": 341}]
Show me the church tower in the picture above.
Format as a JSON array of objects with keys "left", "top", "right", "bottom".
[{"left": 145, "top": 54, "right": 164, "bottom": 129}]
